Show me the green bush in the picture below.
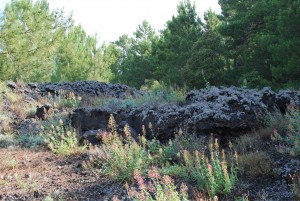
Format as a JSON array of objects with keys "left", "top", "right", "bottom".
[
  {"left": 127, "top": 167, "right": 189, "bottom": 201},
  {"left": 41, "top": 119, "right": 86, "bottom": 156},
  {"left": 271, "top": 105, "right": 300, "bottom": 156},
  {"left": 90, "top": 115, "right": 150, "bottom": 182}
]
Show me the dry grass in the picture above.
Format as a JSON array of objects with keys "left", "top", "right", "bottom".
[
  {"left": 0, "top": 114, "right": 13, "bottom": 133},
  {"left": 234, "top": 133, "right": 263, "bottom": 154},
  {"left": 238, "top": 151, "right": 273, "bottom": 179}
]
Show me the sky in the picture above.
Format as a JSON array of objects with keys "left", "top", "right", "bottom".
[{"left": 0, "top": 0, "right": 221, "bottom": 43}]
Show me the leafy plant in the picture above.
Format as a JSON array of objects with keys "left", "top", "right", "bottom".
[
  {"left": 161, "top": 138, "right": 238, "bottom": 197},
  {"left": 271, "top": 105, "right": 300, "bottom": 156},
  {"left": 2, "top": 156, "right": 18, "bottom": 170},
  {"left": 183, "top": 139, "right": 238, "bottom": 197},
  {"left": 90, "top": 115, "right": 150, "bottom": 182},
  {"left": 41, "top": 119, "right": 86, "bottom": 156},
  {"left": 290, "top": 173, "right": 300, "bottom": 198},
  {"left": 127, "top": 167, "right": 189, "bottom": 201},
  {"left": 238, "top": 151, "right": 273, "bottom": 179}
]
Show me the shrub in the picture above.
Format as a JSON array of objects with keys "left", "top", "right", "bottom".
[
  {"left": 127, "top": 167, "right": 189, "bottom": 201},
  {"left": 90, "top": 115, "right": 150, "bottom": 182},
  {"left": 0, "top": 114, "right": 12, "bottom": 133},
  {"left": 238, "top": 151, "right": 273, "bottom": 179},
  {"left": 140, "top": 80, "right": 186, "bottom": 104},
  {"left": 39, "top": 90, "right": 81, "bottom": 110},
  {"left": 1, "top": 156, "right": 18, "bottom": 170},
  {"left": 234, "top": 134, "right": 263, "bottom": 154},
  {"left": 271, "top": 105, "right": 300, "bottom": 156},
  {"left": 0, "top": 133, "right": 44, "bottom": 148},
  {"left": 156, "top": 132, "right": 206, "bottom": 165},
  {"left": 160, "top": 138, "right": 238, "bottom": 197},
  {"left": 289, "top": 173, "right": 300, "bottom": 198},
  {"left": 41, "top": 119, "right": 86, "bottom": 156},
  {"left": 183, "top": 139, "right": 238, "bottom": 197}
]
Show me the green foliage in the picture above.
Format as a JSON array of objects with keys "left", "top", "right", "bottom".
[
  {"left": 271, "top": 106, "right": 300, "bottom": 156},
  {"left": 112, "top": 21, "right": 158, "bottom": 88},
  {"left": 238, "top": 152, "right": 273, "bottom": 179},
  {"left": 183, "top": 30, "right": 226, "bottom": 89},
  {"left": 90, "top": 115, "right": 150, "bottom": 182},
  {"left": 52, "top": 26, "right": 115, "bottom": 82},
  {"left": 0, "top": 133, "right": 44, "bottom": 148},
  {"left": 181, "top": 139, "right": 238, "bottom": 197},
  {"left": 41, "top": 119, "right": 86, "bottom": 156},
  {"left": 127, "top": 168, "right": 189, "bottom": 201},
  {"left": 219, "top": 0, "right": 300, "bottom": 89},
  {"left": 0, "top": 0, "right": 71, "bottom": 81},
  {"left": 44, "top": 90, "right": 81, "bottom": 109},
  {"left": 155, "top": 0, "right": 203, "bottom": 86}
]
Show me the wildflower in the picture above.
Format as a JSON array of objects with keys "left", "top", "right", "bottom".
[
  {"left": 148, "top": 166, "right": 160, "bottom": 179},
  {"left": 147, "top": 181, "right": 156, "bottom": 193},
  {"left": 180, "top": 183, "right": 188, "bottom": 197},
  {"left": 134, "top": 170, "right": 146, "bottom": 189},
  {"left": 162, "top": 175, "right": 174, "bottom": 185},
  {"left": 207, "top": 163, "right": 213, "bottom": 176}
]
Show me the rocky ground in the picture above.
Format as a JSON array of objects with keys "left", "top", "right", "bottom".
[{"left": 0, "top": 80, "right": 300, "bottom": 201}]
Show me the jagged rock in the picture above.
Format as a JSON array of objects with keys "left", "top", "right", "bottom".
[
  {"left": 35, "top": 104, "right": 52, "bottom": 120},
  {"left": 71, "top": 86, "right": 299, "bottom": 143},
  {"left": 5, "top": 81, "right": 299, "bottom": 142},
  {"left": 35, "top": 80, "right": 144, "bottom": 98},
  {"left": 276, "top": 90, "right": 300, "bottom": 113}
]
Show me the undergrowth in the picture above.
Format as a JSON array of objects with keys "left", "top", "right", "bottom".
[
  {"left": 90, "top": 114, "right": 238, "bottom": 199},
  {"left": 40, "top": 118, "right": 86, "bottom": 156},
  {"left": 81, "top": 81, "right": 187, "bottom": 111},
  {"left": 271, "top": 105, "right": 300, "bottom": 156}
]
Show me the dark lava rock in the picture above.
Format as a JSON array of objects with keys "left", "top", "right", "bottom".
[
  {"left": 71, "top": 87, "right": 299, "bottom": 142},
  {"left": 6, "top": 80, "right": 143, "bottom": 99},
  {"left": 35, "top": 80, "right": 143, "bottom": 98},
  {"left": 276, "top": 90, "right": 300, "bottom": 113},
  {"left": 36, "top": 104, "right": 52, "bottom": 120}
]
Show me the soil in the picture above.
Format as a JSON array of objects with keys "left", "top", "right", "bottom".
[{"left": 0, "top": 148, "right": 127, "bottom": 201}]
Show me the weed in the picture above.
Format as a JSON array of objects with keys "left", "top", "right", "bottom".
[
  {"left": 289, "top": 173, "right": 300, "bottom": 198},
  {"left": 238, "top": 151, "right": 273, "bottom": 179},
  {"left": 17, "top": 133, "right": 44, "bottom": 148},
  {"left": 260, "top": 110, "right": 288, "bottom": 140},
  {"left": 234, "top": 193, "right": 250, "bottom": 201},
  {"left": 39, "top": 90, "right": 81, "bottom": 110},
  {"left": 44, "top": 189, "right": 64, "bottom": 201},
  {"left": 90, "top": 115, "right": 150, "bottom": 182},
  {"left": 127, "top": 167, "right": 189, "bottom": 201},
  {"left": 0, "top": 133, "right": 44, "bottom": 148},
  {"left": 234, "top": 134, "right": 262, "bottom": 154},
  {"left": 41, "top": 119, "right": 86, "bottom": 156},
  {"left": 160, "top": 138, "right": 238, "bottom": 197},
  {"left": 256, "top": 190, "right": 268, "bottom": 201},
  {"left": 0, "top": 113, "right": 12, "bottom": 133},
  {"left": 181, "top": 139, "right": 238, "bottom": 197},
  {"left": 141, "top": 80, "right": 187, "bottom": 103},
  {"left": 2, "top": 156, "right": 18, "bottom": 170},
  {"left": 13, "top": 173, "right": 38, "bottom": 193},
  {"left": 271, "top": 105, "right": 300, "bottom": 156},
  {"left": 156, "top": 132, "right": 206, "bottom": 165}
]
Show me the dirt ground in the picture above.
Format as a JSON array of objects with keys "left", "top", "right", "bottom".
[{"left": 0, "top": 148, "right": 127, "bottom": 201}]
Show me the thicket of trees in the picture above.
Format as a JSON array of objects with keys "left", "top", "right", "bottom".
[{"left": 0, "top": 0, "right": 299, "bottom": 89}]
